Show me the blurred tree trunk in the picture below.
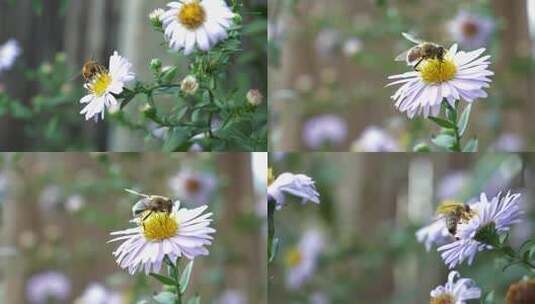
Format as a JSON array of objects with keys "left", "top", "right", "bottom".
[{"left": 216, "top": 153, "right": 265, "bottom": 303}]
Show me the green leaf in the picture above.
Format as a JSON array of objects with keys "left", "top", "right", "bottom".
[
  {"left": 153, "top": 291, "right": 177, "bottom": 304},
  {"left": 179, "top": 260, "right": 194, "bottom": 294},
  {"left": 269, "top": 237, "right": 279, "bottom": 263},
  {"left": 463, "top": 139, "right": 478, "bottom": 152},
  {"left": 457, "top": 104, "right": 472, "bottom": 136},
  {"left": 428, "top": 116, "right": 456, "bottom": 129},
  {"left": 149, "top": 273, "right": 177, "bottom": 286},
  {"left": 163, "top": 128, "right": 191, "bottom": 152},
  {"left": 482, "top": 290, "right": 495, "bottom": 304},
  {"left": 431, "top": 134, "right": 456, "bottom": 149},
  {"left": 412, "top": 143, "right": 431, "bottom": 152},
  {"left": 187, "top": 296, "right": 201, "bottom": 304}
]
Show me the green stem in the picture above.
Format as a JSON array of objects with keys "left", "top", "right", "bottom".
[
  {"left": 444, "top": 101, "right": 462, "bottom": 152},
  {"left": 267, "top": 196, "right": 276, "bottom": 263},
  {"left": 165, "top": 255, "right": 182, "bottom": 304},
  {"left": 496, "top": 244, "right": 535, "bottom": 271}
]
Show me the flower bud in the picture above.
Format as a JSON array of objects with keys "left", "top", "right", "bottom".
[
  {"left": 160, "top": 66, "right": 178, "bottom": 83},
  {"left": 149, "top": 8, "right": 164, "bottom": 29},
  {"left": 149, "top": 58, "right": 162, "bottom": 72},
  {"left": 506, "top": 279, "right": 535, "bottom": 304},
  {"left": 181, "top": 75, "right": 199, "bottom": 95},
  {"left": 246, "top": 89, "right": 263, "bottom": 106}
]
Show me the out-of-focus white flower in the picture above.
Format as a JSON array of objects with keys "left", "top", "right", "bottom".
[
  {"left": 26, "top": 271, "right": 71, "bottom": 304},
  {"left": 168, "top": 169, "right": 217, "bottom": 205},
  {"left": 215, "top": 289, "right": 247, "bottom": 304},
  {"left": 342, "top": 37, "right": 362, "bottom": 57},
  {"left": 430, "top": 271, "right": 481, "bottom": 304},
  {"left": 416, "top": 218, "right": 454, "bottom": 252},
  {"left": 437, "top": 171, "right": 470, "bottom": 200},
  {"left": 285, "top": 229, "right": 325, "bottom": 289},
  {"left": 160, "top": 0, "right": 235, "bottom": 55},
  {"left": 75, "top": 283, "right": 123, "bottom": 304},
  {"left": 268, "top": 172, "right": 320, "bottom": 209},
  {"left": 0, "top": 39, "right": 21, "bottom": 72},
  {"left": 302, "top": 114, "right": 347, "bottom": 150},
  {"left": 268, "top": 18, "right": 286, "bottom": 43},
  {"left": 149, "top": 8, "right": 165, "bottom": 27},
  {"left": 80, "top": 51, "right": 135, "bottom": 121},
  {"left": 109, "top": 201, "right": 215, "bottom": 274},
  {"left": 438, "top": 191, "right": 522, "bottom": 269},
  {"left": 181, "top": 75, "right": 199, "bottom": 95},
  {"left": 351, "top": 126, "right": 400, "bottom": 152},
  {"left": 315, "top": 28, "right": 341, "bottom": 57},
  {"left": 388, "top": 44, "right": 493, "bottom": 118},
  {"left": 448, "top": 10, "right": 494, "bottom": 50},
  {"left": 491, "top": 133, "right": 525, "bottom": 152},
  {"left": 65, "top": 194, "right": 85, "bottom": 213},
  {"left": 38, "top": 185, "right": 63, "bottom": 212}
]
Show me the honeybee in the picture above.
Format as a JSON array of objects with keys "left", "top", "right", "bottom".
[
  {"left": 435, "top": 200, "right": 473, "bottom": 236},
  {"left": 125, "top": 189, "right": 174, "bottom": 222},
  {"left": 395, "top": 32, "right": 447, "bottom": 71},
  {"left": 81, "top": 60, "right": 107, "bottom": 82}
]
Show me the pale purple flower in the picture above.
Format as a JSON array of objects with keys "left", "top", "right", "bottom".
[
  {"left": 302, "top": 115, "right": 347, "bottom": 149},
  {"left": 388, "top": 44, "right": 493, "bottom": 118},
  {"left": 285, "top": 229, "right": 325, "bottom": 289},
  {"left": 430, "top": 271, "right": 481, "bottom": 304},
  {"left": 65, "top": 194, "right": 85, "bottom": 213},
  {"left": 76, "top": 283, "right": 122, "bottom": 304},
  {"left": 38, "top": 185, "right": 63, "bottom": 211},
  {"left": 310, "top": 292, "right": 330, "bottom": 304},
  {"left": 168, "top": 169, "right": 217, "bottom": 206},
  {"left": 215, "top": 289, "right": 247, "bottom": 304},
  {"left": 268, "top": 172, "right": 320, "bottom": 209},
  {"left": 109, "top": 202, "right": 215, "bottom": 275},
  {"left": 0, "top": 39, "right": 21, "bottom": 72},
  {"left": 437, "top": 171, "right": 470, "bottom": 200},
  {"left": 438, "top": 191, "right": 522, "bottom": 269},
  {"left": 416, "top": 218, "right": 454, "bottom": 251},
  {"left": 26, "top": 271, "right": 71, "bottom": 304},
  {"left": 491, "top": 133, "right": 525, "bottom": 152},
  {"left": 342, "top": 37, "right": 362, "bottom": 57},
  {"left": 448, "top": 10, "right": 494, "bottom": 50},
  {"left": 351, "top": 126, "right": 400, "bottom": 152}
]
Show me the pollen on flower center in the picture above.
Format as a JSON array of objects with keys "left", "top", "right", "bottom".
[
  {"left": 285, "top": 248, "right": 302, "bottom": 267},
  {"left": 178, "top": 1, "right": 206, "bottom": 30},
  {"left": 89, "top": 73, "right": 112, "bottom": 97},
  {"left": 430, "top": 294, "right": 454, "bottom": 304},
  {"left": 142, "top": 212, "right": 178, "bottom": 241},
  {"left": 419, "top": 58, "right": 457, "bottom": 84}
]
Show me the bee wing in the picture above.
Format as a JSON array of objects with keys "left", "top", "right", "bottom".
[
  {"left": 125, "top": 188, "right": 150, "bottom": 198},
  {"left": 401, "top": 32, "right": 423, "bottom": 44},
  {"left": 394, "top": 49, "right": 410, "bottom": 62}
]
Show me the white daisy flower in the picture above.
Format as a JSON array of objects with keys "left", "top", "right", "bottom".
[
  {"left": 109, "top": 201, "right": 215, "bottom": 275},
  {"left": 302, "top": 114, "right": 347, "bottom": 150},
  {"left": 438, "top": 191, "right": 522, "bottom": 269},
  {"left": 26, "top": 271, "right": 71, "bottom": 304},
  {"left": 448, "top": 10, "right": 494, "bottom": 50},
  {"left": 430, "top": 271, "right": 481, "bottom": 304},
  {"left": 387, "top": 44, "right": 493, "bottom": 118},
  {"left": 268, "top": 172, "right": 320, "bottom": 209},
  {"left": 160, "top": 0, "right": 235, "bottom": 55},
  {"left": 0, "top": 39, "right": 21, "bottom": 73},
  {"left": 80, "top": 51, "right": 135, "bottom": 121},
  {"left": 416, "top": 217, "right": 454, "bottom": 252},
  {"left": 168, "top": 169, "right": 217, "bottom": 206},
  {"left": 285, "top": 229, "right": 325, "bottom": 289},
  {"left": 351, "top": 126, "right": 400, "bottom": 152}
]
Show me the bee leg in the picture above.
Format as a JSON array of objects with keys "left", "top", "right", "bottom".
[
  {"left": 142, "top": 210, "right": 154, "bottom": 222},
  {"left": 413, "top": 58, "right": 424, "bottom": 71}
]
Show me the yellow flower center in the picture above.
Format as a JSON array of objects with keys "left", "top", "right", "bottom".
[
  {"left": 430, "top": 294, "right": 454, "bottom": 304},
  {"left": 419, "top": 58, "right": 457, "bottom": 84},
  {"left": 142, "top": 212, "right": 178, "bottom": 241},
  {"left": 178, "top": 1, "right": 206, "bottom": 30},
  {"left": 88, "top": 73, "right": 112, "bottom": 97},
  {"left": 285, "top": 248, "right": 302, "bottom": 267}
]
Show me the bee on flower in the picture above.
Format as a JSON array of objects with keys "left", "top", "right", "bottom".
[
  {"left": 79, "top": 51, "right": 135, "bottom": 121},
  {"left": 387, "top": 33, "right": 493, "bottom": 118}
]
